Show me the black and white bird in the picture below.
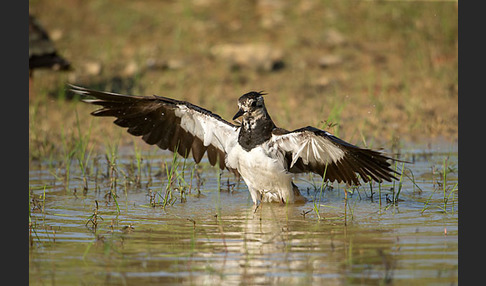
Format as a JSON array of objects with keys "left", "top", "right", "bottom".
[{"left": 71, "top": 85, "right": 400, "bottom": 204}]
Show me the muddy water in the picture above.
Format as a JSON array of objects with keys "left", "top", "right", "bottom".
[{"left": 29, "top": 143, "right": 458, "bottom": 285}]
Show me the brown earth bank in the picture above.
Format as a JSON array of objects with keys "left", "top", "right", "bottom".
[{"left": 29, "top": 0, "right": 458, "bottom": 159}]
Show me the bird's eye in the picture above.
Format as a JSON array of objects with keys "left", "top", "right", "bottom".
[{"left": 250, "top": 101, "right": 257, "bottom": 107}]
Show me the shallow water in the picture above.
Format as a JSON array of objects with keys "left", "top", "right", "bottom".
[{"left": 29, "top": 142, "right": 458, "bottom": 285}]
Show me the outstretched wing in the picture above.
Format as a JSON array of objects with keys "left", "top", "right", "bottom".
[
  {"left": 271, "top": 126, "right": 399, "bottom": 185},
  {"left": 70, "top": 85, "right": 239, "bottom": 172}
]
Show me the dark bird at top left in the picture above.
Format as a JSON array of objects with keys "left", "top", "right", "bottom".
[{"left": 29, "top": 14, "right": 72, "bottom": 100}]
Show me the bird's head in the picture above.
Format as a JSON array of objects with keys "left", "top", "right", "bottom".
[{"left": 233, "top": 91, "right": 267, "bottom": 121}]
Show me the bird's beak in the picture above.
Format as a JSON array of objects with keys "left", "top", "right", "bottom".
[{"left": 232, "top": 108, "right": 245, "bottom": 120}]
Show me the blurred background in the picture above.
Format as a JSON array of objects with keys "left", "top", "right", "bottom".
[{"left": 29, "top": 0, "right": 458, "bottom": 152}]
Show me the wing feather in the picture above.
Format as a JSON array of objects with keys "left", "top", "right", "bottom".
[
  {"left": 272, "top": 126, "right": 399, "bottom": 185},
  {"left": 70, "top": 84, "right": 239, "bottom": 172}
]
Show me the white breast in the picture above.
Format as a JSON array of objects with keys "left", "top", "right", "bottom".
[{"left": 227, "top": 143, "right": 294, "bottom": 203}]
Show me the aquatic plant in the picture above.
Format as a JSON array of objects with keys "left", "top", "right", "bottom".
[
  {"left": 74, "top": 110, "right": 93, "bottom": 193},
  {"left": 421, "top": 156, "right": 458, "bottom": 214}
]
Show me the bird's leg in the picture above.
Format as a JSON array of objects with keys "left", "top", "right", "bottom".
[
  {"left": 253, "top": 202, "right": 261, "bottom": 213},
  {"left": 253, "top": 192, "right": 264, "bottom": 213}
]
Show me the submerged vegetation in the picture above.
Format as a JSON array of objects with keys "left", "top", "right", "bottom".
[{"left": 29, "top": 141, "right": 458, "bottom": 284}]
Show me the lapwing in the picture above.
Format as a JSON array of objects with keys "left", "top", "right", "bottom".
[{"left": 71, "top": 85, "right": 400, "bottom": 204}]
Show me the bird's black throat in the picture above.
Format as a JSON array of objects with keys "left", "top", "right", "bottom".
[{"left": 238, "top": 115, "right": 276, "bottom": 152}]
